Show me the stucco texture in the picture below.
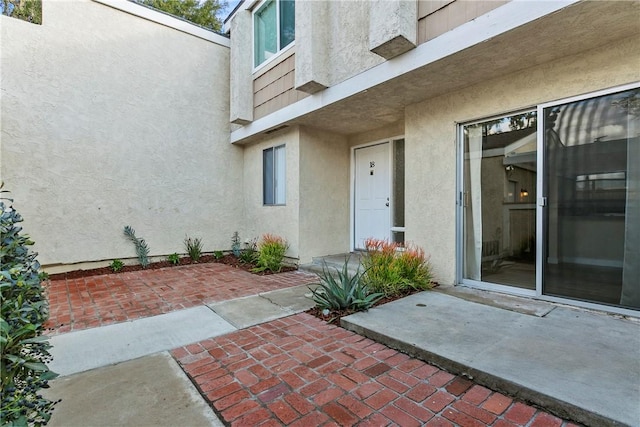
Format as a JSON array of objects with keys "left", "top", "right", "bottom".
[
  {"left": 242, "top": 128, "right": 300, "bottom": 257},
  {"left": 0, "top": 1, "right": 240, "bottom": 266},
  {"left": 405, "top": 36, "right": 640, "bottom": 285},
  {"left": 299, "top": 127, "right": 350, "bottom": 263},
  {"left": 325, "top": 0, "right": 384, "bottom": 87}
]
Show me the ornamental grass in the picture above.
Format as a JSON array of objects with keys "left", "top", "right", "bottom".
[{"left": 362, "top": 238, "right": 433, "bottom": 297}]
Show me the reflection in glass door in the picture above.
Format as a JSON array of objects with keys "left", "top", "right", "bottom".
[
  {"left": 462, "top": 112, "right": 537, "bottom": 290},
  {"left": 542, "top": 88, "right": 639, "bottom": 310}
]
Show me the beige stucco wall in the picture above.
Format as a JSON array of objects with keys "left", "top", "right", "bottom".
[
  {"left": 229, "top": 10, "right": 253, "bottom": 124},
  {"left": 242, "top": 122, "right": 408, "bottom": 265},
  {"left": 242, "top": 127, "right": 300, "bottom": 257},
  {"left": 298, "top": 127, "right": 350, "bottom": 263},
  {"left": 405, "top": 35, "right": 640, "bottom": 285},
  {"left": 0, "top": 1, "right": 240, "bottom": 267},
  {"left": 348, "top": 122, "right": 405, "bottom": 148},
  {"left": 325, "top": 0, "right": 384, "bottom": 87}
]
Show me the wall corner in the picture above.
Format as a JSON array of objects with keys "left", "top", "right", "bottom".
[
  {"left": 230, "top": 10, "right": 254, "bottom": 124},
  {"left": 369, "top": 0, "right": 417, "bottom": 60},
  {"left": 294, "top": 0, "right": 329, "bottom": 94}
]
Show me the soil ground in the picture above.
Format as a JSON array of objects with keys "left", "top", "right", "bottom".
[{"left": 48, "top": 253, "right": 296, "bottom": 281}]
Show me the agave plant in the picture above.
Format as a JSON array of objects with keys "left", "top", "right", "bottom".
[
  {"left": 123, "top": 226, "right": 150, "bottom": 268},
  {"left": 310, "top": 257, "right": 383, "bottom": 312}
]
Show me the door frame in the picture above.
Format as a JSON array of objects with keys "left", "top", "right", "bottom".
[
  {"left": 455, "top": 110, "right": 538, "bottom": 298},
  {"left": 350, "top": 136, "right": 403, "bottom": 252}
]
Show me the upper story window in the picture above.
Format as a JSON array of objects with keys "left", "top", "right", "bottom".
[{"left": 253, "top": 0, "right": 295, "bottom": 68}]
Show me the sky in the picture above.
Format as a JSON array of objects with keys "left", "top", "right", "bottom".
[{"left": 218, "top": 0, "right": 241, "bottom": 21}]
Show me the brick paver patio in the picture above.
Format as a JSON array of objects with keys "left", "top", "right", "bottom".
[
  {"left": 45, "top": 263, "right": 318, "bottom": 334},
  {"left": 46, "top": 263, "right": 579, "bottom": 426},
  {"left": 173, "top": 313, "right": 578, "bottom": 427}
]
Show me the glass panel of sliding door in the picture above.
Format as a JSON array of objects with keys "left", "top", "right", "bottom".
[
  {"left": 462, "top": 112, "right": 537, "bottom": 290},
  {"left": 543, "top": 88, "right": 639, "bottom": 310}
]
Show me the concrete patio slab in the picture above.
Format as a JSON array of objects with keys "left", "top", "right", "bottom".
[
  {"left": 434, "top": 285, "right": 556, "bottom": 317},
  {"left": 341, "top": 291, "right": 640, "bottom": 426},
  {"left": 44, "top": 352, "right": 223, "bottom": 427},
  {"left": 207, "top": 284, "right": 317, "bottom": 329},
  {"left": 49, "top": 306, "right": 236, "bottom": 376}
]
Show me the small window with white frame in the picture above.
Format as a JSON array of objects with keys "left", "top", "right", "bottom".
[
  {"left": 253, "top": 0, "right": 295, "bottom": 68},
  {"left": 263, "top": 144, "right": 286, "bottom": 205}
]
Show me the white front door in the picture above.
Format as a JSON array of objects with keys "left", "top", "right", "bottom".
[{"left": 354, "top": 143, "right": 390, "bottom": 249}]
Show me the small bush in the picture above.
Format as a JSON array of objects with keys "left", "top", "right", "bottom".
[
  {"left": 239, "top": 238, "right": 258, "bottom": 264},
  {"left": 362, "top": 238, "right": 432, "bottom": 297},
  {"left": 167, "top": 253, "right": 180, "bottom": 265},
  {"left": 310, "top": 258, "right": 383, "bottom": 312},
  {"left": 253, "top": 234, "right": 289, "bottom": 273},
  {"left": 123, "top": 226, "right": 150, "bottom": 268},
  {"left": 213, "top": 250, "right": 224, "bottom": 260},
  {"left": 231, "top": 232, "right": 241, "bottom": 257},
  {"left": 1, "top": 199, "right": 58, "bottom": 426},
  {"left": 184, "top": 236, "right": 203, "bottom": 262},
  {"left": 110, "top": 259, "right": 124, "bottom": 272}
]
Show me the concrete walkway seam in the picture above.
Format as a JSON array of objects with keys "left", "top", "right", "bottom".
[{"left": 50, "top": 306, "right": 237, "bottom": 376}]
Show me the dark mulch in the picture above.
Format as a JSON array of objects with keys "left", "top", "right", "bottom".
[{"left": 47, "top": 253, "right": 297, "bottom": 281}]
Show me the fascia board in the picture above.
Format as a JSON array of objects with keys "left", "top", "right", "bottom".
[{"left": 93, "top": 0, "right": 231, "bottom": 47}]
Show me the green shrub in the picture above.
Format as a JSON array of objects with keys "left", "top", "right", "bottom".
[
  {"left": 184, "top": 236, "right": 202, "bottom": 262},
  {"left": 310, "top": 258, "right": 383, "bottom": 312},
  {"left": 123, "top": 226, "right": 150, "bottom": 268},
  {"left": 362, "top": 238, "right": 433, "bottom": 297},
  {"left": 110, "top": 259, "right": 124, "bottom": 272},
  {"left": 213, "top": 250, "right": 224, "bottom": 260},
  {"left": 253, "top": 234, "right": 288, "bottom": 273},
  {"left": 167, "top": 253, "right": 180, "bottom": 265},
  {"left": 1, "top": 199, "right": 58, "bottom": 426},
  {"left": 238, "top": 238, "right": 258, "bottom": 264}
]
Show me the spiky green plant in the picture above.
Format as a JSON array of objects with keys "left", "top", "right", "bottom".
[
  {"left": 252, "top": 234, "right": 289, "bottom": 273},
  {"left": 362, "top": 238, "right": 433, "bottom": 297},
  {"left": 184, "top": 236, "right": 203, "bottom": 262},
  {"left": 239, "top": 237, "right": 258, "bottom": 264},
  {"left": 231, "top": 231, "right": 241, "bottom": 257},
  {"left": 123, "top": 226, "right": 150, "bottom": 268},
  {"left": 310, "top": 258, "right": 383, "bottom": 312}
]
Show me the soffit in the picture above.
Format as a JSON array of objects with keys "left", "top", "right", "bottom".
[{"left": 235, "top": 0, "right": 640, "bottom": 143}]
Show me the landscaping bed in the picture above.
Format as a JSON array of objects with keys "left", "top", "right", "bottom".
[{"left": 47, "top": 254, "right": 297, "bottom": 281}]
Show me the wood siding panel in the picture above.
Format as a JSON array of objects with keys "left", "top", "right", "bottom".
[
  {"left": 418, "top": 0, "right": 510, "bottom": 44},
  {"left": 418, "top": 0, "right": 455, "bottom": 18},
  {"left": 253, "top": 51, "right": 299, "bottom": 120},
  {"left": 253, "top": 51, "right": 310, "bottom": 120}
]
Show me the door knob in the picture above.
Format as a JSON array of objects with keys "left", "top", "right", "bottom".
[{"left": 385, "top": 202, "right": 390, "bottom": 207}]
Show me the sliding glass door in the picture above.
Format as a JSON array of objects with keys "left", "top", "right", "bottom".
[
  {"left": 462, "top": 112, "right": 537, "bottom": 290},
  {"left": 460, "top": 85, "right": 639, "bottom": 312},
  {"left": 542, "top": 87, "right": 639, "bottom": 310}
]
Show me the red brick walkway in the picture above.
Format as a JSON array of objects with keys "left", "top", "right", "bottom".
[
  {"left": 172, "top": 313, "right": 578, "bottom": 427},
  {"left": 46, "top": 264, "right": 578, "bottom": 426},
  {"left": 45, "top": 263, "right": 318, "bottom": 334}
]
